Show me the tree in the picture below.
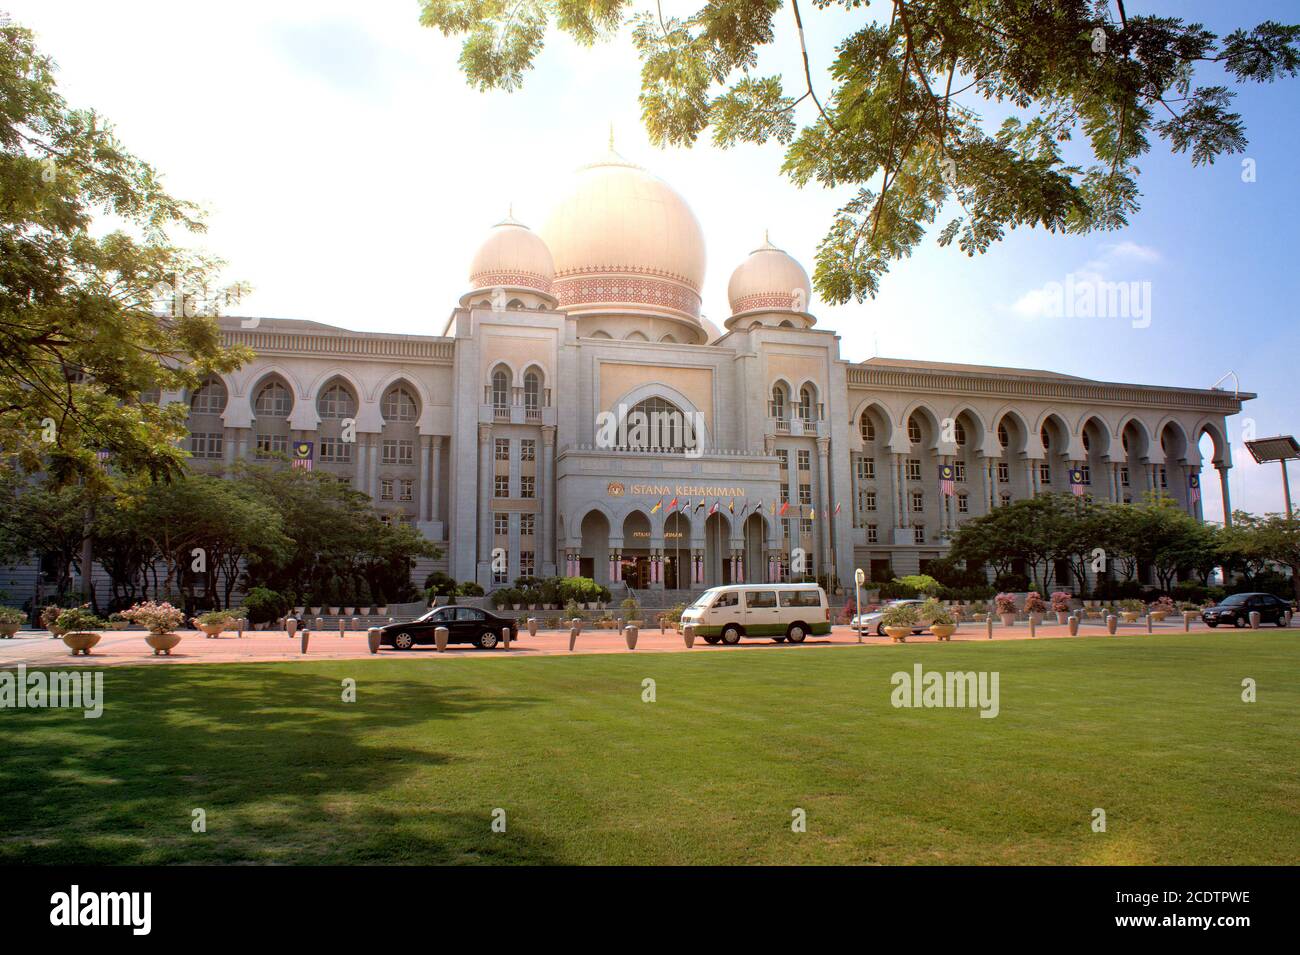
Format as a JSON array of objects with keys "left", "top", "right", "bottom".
[
  {"left": 419, "top": 1, "right": 1298, "bottom": 302},
  {"left": 0, "top": 473, "right": 88, "bottom": 599},
  {"left": 0, "top": 26, "right": 250, "bottom": 483},
  {"left": 1222, "top": 512, "right": 1300, "bottom": 602}
]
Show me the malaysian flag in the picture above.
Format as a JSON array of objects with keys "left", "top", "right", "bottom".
[
  {"left": 1068, "top": 467, "right": 1086, "bottom": 496},
  {"left": 938, "top": 463, "right": 955, "bottom": 496},
  {"left": 292, "top": 440, "right": 314, "bottom": 471},
  {"left": 1188, "top": 473, "right": 1201, "bottom": 504}
]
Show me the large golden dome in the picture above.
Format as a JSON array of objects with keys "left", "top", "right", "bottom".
[{"left": 541, "top": 148, "right": 707, "bottom": 328}]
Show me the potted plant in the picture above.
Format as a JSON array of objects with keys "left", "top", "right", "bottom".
[
  {"left": 1023, "top": 591, "right": 1047, "bottom": 625},
  {"left": 1050, "top": 591, "right": 1072, "bottom": 624},
  {"left": 1119, "top": 598, "right": 1144, "bottom": 623},
  {"left": 107, "top": 611, "right": 129, "bottom": 630},
  {"left": 995, "top": 592, "right": 1018, "bottom": 627},
  {"left": 0, "top": 606, "right": 25, "bottom": 638},
  {"left": 919, "top": 598, "right": 957, "bottom": 641},
  {"left": 40, "top": 603, "right": 68, "bottom": 638},
  {"left": 194, "top": 610, "right": 237, "bottom": 639},
  {"left": 880, "top": 601, "right": 919, "bottom": 642},
  {"left": 56, "top": 607, "right": 105, "bottom": 655},
  {"left": 1149, "top": 595, "right": 1175, "bottom": 621},
  {"left": 121, "top": 600, "right": 186, "bottom": 655}
]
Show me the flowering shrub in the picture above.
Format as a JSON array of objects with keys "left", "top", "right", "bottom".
[
  {"left": 1050, "top": 591, "right": 1073, "bottom": 612},
  {"left": 120, "top": 601, "right": 185, "bottom": 633},
  {"left": 55, "top": 608, "right": 104, "bottom": 633},
  {"left": 1149, "top": 595, "right": 1176, "bottom": 614},
  {"left": 1023, "top": 591, "right": 1047, "bottom": 614},
  {"left": 0, "top": 606, "right": 26, "bottom": 626},
  {"left": 994, "top": 593, "right": 1018, "bottom": 614}
]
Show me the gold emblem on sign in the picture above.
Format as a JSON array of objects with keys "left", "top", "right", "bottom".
[{"left": 607, "top": 482, "right": 625, "bottom": 497}]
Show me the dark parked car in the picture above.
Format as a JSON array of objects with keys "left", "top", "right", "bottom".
[
  {"left": 1202, "top": 593, "right": 1293, "bottom": 628},
  {"left": 379, "top": 605, "right": 518, "bottom": 650}
]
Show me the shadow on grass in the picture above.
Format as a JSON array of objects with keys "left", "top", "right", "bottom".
[{"left": 0, "top": 663, "right": 553, "bottom": 864}]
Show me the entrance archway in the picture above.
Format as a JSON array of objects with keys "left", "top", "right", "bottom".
[
  {"left": 579, "top": 510, "right": 610, "bottom": 584},
  {"left": 621, "top": 511, "right": 651, "bottom": 589},
  {"left": 743, "top": 512, "right": 768, "bottom": 583},
  {"left": 704, "top": 510, "right": 731, "bottom": 587},
  {"left": 663, "top": 511, "right": 690, "bottom": 589}
]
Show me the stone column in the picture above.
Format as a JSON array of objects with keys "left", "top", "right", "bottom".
[
  {"left": 816, "top": 438, "right": 831, "bottom": 579},
  {"left": 892, "top": 453, "right": 905, "bottom": 528},
  {"left": 1217, "top": 464, "right": 1233, "bottom": 526},
  {"left": 477, "top": 424, "right": 493, "bottom": 568},
  {"left": 986, "top": 457, "right": 996, "bottom": 511},
  {"left": 367, "top": 436, "right": 379, "bottom": 501},
  {"left": 541, "top": 426, "right": 556, "bottom": 576},
  {"left": 430, "top": 436, "right": 442, "bottom": 526},
  {"left": 355, "top": 433, "right": 367, "bottom": 493},
  {"left": 418, "top": 434, "right": 431, "bottom": 522}
]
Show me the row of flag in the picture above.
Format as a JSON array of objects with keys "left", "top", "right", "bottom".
[{"left": 648, "top": 496, "right": 843, "bottom": 520}]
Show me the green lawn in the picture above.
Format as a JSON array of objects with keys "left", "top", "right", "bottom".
[{"left": 2, "top": 632, "right": 1297, "bottom": 865}]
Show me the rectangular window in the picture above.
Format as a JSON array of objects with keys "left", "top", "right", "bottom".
[
  {"left": 520, "top": 439, "right": 536, "bottom": 462},
  {"left": 520, "top": 475, "right": 535, "bottom": 499},
  {"left": 519, "top": 551, "right": 534, "bottom": 577},
  {"left": 398, "top": 479, "right": 413, "bottom": 502},
  {"left": 911, "top": 490, "right": 924, "bottom": 513},
  {"left": 1081, "top": 464, "right": 1091, "bottom": 485},
  {"left": 493, "top": 513, "right": 508, "bottom": 536},
  {"left": 857, "top": 457, "right": 875, "bottom": 481},
  {"left": 319, "top": 437, "right": 352, "bottom": 463},
  {"left": 862, "top": 490, "right": 877, "bottom": 512},
  {"left": 957, "top": 492, "right": 969, "bottom": 513},
  {"left": 954, "top": 461, "right": 966, "bottom": 482},
  {"left": 494, "top": 438, "right": 510, "bottom": 461},
  {"left": 779, "top": 589, "right": 821, "bottom": 608},
  {"left": 906, "top": 458, "right": 921, "bottom": 481},
  {"left": 255, "top": 433, "right": 287, "bottom": 458},
  {"left": 380, "top": 479, "right": 394, "bottom": 501},
  {"left": 745, "top": 590, "right": 778, "bottom": 609},
  {"left": 382, "top": 439, "right": 414, "bottom": 465},
  {"left": 999, "top": 492, "right": 1012, "bottom": 507},
  {"left": 493, "top": 566, "right": 508, "bottom": 585},
  {"left": 866, "top": 524, "right": 878, "bottom": 544},
  {"left": 913, "top": 526, "right": 925, "bottom": 544},
  {"left": 777, "top": 450, "right": 789, "bottom": 472},
  {"left": 494, "top": 475, "right": 509, "bottom": 498},
  {"left": 189, "top": 432, "right": 224, "bottom": 459},
  {"left": 797, "top": 449, "right": 810, "bottom": 471},
  {"left": 1120, "top": 466, "right": 1130, "bottom": 487},
  {"left": 800, "top": 518, "right": 812, "bottom": 535},
  {"left": 520, "top": 514, "right": 535, "bottom": 537},
  {"left": 997, "top": 462, "right": 1010, "bottom": 483},
  {"left": 1039, "top": 462, "right": 1051, "bottom": 485},
  {"left": 1159, "top": 466, "right": 1168, "bottom": 489},
  {"left": 782, "top": 518, "right": 792, "bottom": 540},
  {"left": 798, "top": 483, "right": 812, "bottom": 505}
]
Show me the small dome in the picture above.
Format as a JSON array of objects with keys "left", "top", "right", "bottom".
[
  {"left": 727, "top": 235, "right": 812, "bottom": 319},
  {"left": 467, "top": 215, "right": 554, "bottom": 295}
]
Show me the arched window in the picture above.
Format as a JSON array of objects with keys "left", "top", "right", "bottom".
[
  {"left": 1040, "top": 426, "right": 1051, "bottom": 449},
  {"left": 997, "top": 423, "right": 1009, "bottom": 448},
  {"left": 954, "top": 421, "right": 967, "bottom": 446},
  {"left": 1082, "top": 432, "right": 1091, "bottom": 452},
  {"left": 860, "top": 413, "right": 875, "bottom": 443},
  {"left": 382, "top": 385, "right": 418, "bottom": 422},
  {"left": 254, "top": 380, "right": 291, "bottom": 417},
  {"left": 190, "top": 379, "right": 226, "bottom": 414},
  {"left": 317, "top": 382, "right": 356, "bottom": 419},
  {"left": 907, "top": 416, "right": 922, "bottom": 445},
  {"left": 491, "top": 368, "right": 509, "bottom": 412},
  {"left": 770, "top": 384, "right": 787, "bottom": 421},
  {"left": 523, "top": 371, "right": 541, "bottom": 412},
  {"left": 622, "top": 396, "right": 695, "bottom": 452},
  {"left": 798, "top": 386, "right": 816, "bottom": 423},
  {"left": 659, "top": 334, "right": 677, "bottom": 343}
]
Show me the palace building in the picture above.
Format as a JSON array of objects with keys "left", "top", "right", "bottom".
[{"left": 181, "top": 146, "right": 1248, "bottom": 593}]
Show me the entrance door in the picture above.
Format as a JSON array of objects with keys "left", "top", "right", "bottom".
[
  {"left": 621, "top": 556, "right": 650, "bottom": 589},
  {"left": 664, "top": 555, "right": 680, "bottom": 590},
  {"left": 579, "top": 557, "right": 594, "bottom": 580}
]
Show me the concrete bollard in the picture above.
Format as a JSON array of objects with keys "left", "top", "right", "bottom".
[
  {"left": 568, "top": 624, "right": 579, "bottom": 652},
  {"left": 351, "top": 616, "right": 361, "bottom": 632},
  {"left": 286, "top": 617, "right": 298, "bottom": 638},
  {"left": 624, "top": 624, "right": 638, "bottom": 650},
  {"left": 339, "top": 619, "right": 346, "bottom": 639},
  {"left": 571, "top": 617, "right": 582, "bottom": 635},
  {"left": 1106, "top": 614, "right": 1118, "bottom": 635},
  {"left": 659, "top": 614, "right": 665, "bottom": 635},
  {"left": 502, "top": 626, "right": 511, "bottom": 651},
  {"left": 236, "top": 618, "right": 244, "bottom": 639},
  {"left": 1146, "top": 614, "right": 1153, "bottom": 634},
  {"left": 315, "top": 616, "right": 324, "bottom": 631},
  {"left": 527, "top": 617, "right": 538, "bottom": 637},
  {"left": 1068, "top": 615, "right": 1079, "bottom": 636},
  {"left": 434, "top": 626, "right": 449, "bottom": 652},
  {"left": 1029, "top": 616, "right": 1037, "bottom": 639},
  {"left": 366, "top": 627, "right": 381, "bottom": 654},
  {"left": 683, "top": 623, "right": 696, "bottom": 649},
  {"left": 1249, "top": 611, "right": 1261, "bottom": 630},
  {"left": 985, "top": 616, "right": 993, "bottom": 640},
  {"left": 1183, "top": 610, "right": 1196, "bottom": 632},
  {"left": 300, "top": 629, "right": 310, "bottom": 654}
]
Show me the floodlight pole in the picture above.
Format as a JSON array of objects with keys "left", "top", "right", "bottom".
[{"left": 1283, "top": 459, "right": 1294, "bottom": 519}]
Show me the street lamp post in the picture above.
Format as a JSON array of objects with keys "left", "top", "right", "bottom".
[
  {"left": 1244, "top": 436, "right": 1300, "bottom": 519},
  {"left": 854, "top": 567, "right": 865, "bottom": 643}
]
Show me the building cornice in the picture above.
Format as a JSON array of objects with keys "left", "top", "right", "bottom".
[
  {"left": 846, "top": 364, "right": 1253, "bottom": 415},
  {"left": 222, "top": 326, "right": 454, "bottom": 364}
]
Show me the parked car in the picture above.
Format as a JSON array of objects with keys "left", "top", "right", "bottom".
[
  {"left": 379, "top": 605, "right": 518, "bottom": 649},
  {"left": 678, "top": 584, "right": 830, "bottom": 644},
  {"left": 848, "top": 598, "right": 928, "bottom": 636},
  {"left": 1201, "top": 593, "right": 1293, "bottom": 628}
]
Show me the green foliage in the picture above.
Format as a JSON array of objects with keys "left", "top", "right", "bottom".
[
  {"left": 54, "top": 607, "right": 103, "bottom": 632},
  {"left": 241, "top": 586, "right": 287, "bottom": 626},
  {"left": 456, "top": 581, "right": 484, "bottom": 597},
  {"left": 194, "top": 610, "right": 237, "bottom": 627},
  {"left": 424, "top": 571, "right": 457, "bottom": 594},
  {"left": 880, "top": 601, "right": 920, "bottom": 628},
  {"left": 893, "top": 573, "right": 940, "bottom": 596},
  {"left": 0, "top": 27, "right": 251, "bottom": 482},
  {"left": 917, "top": 597, "right": 952, "bottom": 627},
  {"left": 418, "top": 2, "right": 1299, "bottom": 303},
  {"left": 0, "top": 606, "right": 25, "bottom": 625}
]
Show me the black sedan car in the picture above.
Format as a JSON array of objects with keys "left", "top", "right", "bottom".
[
  {"left": 1202, "top": 592, "right": 1293, "bottom": 628},
  {"left": 379, "top": 605, "right": 518, "bottom": 650}
]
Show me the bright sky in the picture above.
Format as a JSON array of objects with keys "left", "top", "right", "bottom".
[{"left": 10, "top": 0, "right": 1299, "bottom": 517}]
